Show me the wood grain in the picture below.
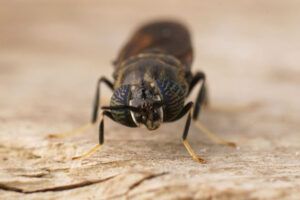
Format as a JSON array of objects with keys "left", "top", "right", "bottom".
[{"left": 0, "top": 0, "right": 299, "bottom": 199}]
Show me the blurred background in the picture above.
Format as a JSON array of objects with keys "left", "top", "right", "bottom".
[
  {"left": 1, "top": 0, "right": 299, "bottom": 115},
  {"left": 0, "top": 0, "right": 299, "bottom": 140}
]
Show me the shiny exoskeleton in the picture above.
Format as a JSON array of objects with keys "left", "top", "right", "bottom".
[{"left": 92, "top": 21, "right": 208, "bottom": 161}]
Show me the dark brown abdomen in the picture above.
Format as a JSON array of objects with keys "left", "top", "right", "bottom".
[{"left": 114, "top": 21, "right": 193, "bottom": 69}]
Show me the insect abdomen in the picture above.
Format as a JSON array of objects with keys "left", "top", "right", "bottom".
[{"left": 115, "top": 21, "right": 193, "bottom": 69}]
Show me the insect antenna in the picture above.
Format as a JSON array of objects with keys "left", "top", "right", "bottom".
[{"left": 101, "top": 105, "right": 140, "bottom": 112}]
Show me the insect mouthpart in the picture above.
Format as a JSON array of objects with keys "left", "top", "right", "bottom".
[{"left": 129, "top": 96, "right": 164, "bottom": 130}]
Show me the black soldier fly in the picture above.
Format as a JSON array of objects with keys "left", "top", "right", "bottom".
[{"left": 50, "top": 21, "right": 236, "bottom": 163}]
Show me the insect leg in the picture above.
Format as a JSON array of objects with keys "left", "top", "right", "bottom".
[
  {"left": 178, "top": 102, "right": 206, "bottom": 163},
  {"left": 205, "top": 102, "right": 262, "bottom": 113},
  {"left": 189, "top": 73, "right": 237, "bottom": 148},
  {"left": 187, "top": 71, "right": 205, "bottom": 96},
  {"left": 190, "top": 73, "right": 260, "bottom": 113},
  {"left": 47, "top": 123, "right": 93, "bottom": 139},
  {"left": 187, "top": 72, "right": 208, "bottom": 120},
  {"left": 194, "top": 120, "right": 236, "bottom": 148},
  {"left": 91, "top": 77, "right": 114, "bottom": 123},
  {"left": 72, "top": 110, "right": 113, "bottom": 160},
  {"left": 47, "top": 77, "right": 113, "bottom": 139}
]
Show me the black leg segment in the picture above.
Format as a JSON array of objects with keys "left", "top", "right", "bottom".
[
  {"left": 193, "top": 81, "right": 207, "bottom": 120},
  {"left": 91, "top": 77, "right": 114, "bottom": 123},
  {"left": 187, "top": 71, "right": 208, "bottom": 120},
  {"left": 99, "top": 110, "right": 114, "bottom": 145},
  {"left": 181, "top": 102, "right": 193, "bottom": 140},
  {"left": 179, "top": 102, "right": 206, "bottom": 163},
  {"left": 187, "top": 71, "right": 205, "bottom": 96}
]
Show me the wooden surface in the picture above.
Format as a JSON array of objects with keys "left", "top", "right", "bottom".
[{"left": 0, "top": 1, "right": 299, "bottom": 199}]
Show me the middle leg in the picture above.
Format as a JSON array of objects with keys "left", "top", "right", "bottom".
[
  {"left": 47, "top": 76, "right": 113, "bottom": 139},
  {"left": 187, "top": 71, "right": 208, "bottom": 120},
  {"left": 189, "top": 72, "right": 236, "bottom": 148}
]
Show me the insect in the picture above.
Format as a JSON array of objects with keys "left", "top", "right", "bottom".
[{"left": 51, "top": 21, "right": 236, "bottom": 163}]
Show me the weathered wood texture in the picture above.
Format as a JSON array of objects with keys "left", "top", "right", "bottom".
[{"left": 0, "top": 1, "right": 299, "bottom": 199}]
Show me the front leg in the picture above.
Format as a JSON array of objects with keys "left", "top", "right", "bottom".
[
  {"left": 177, "top": 102, "right": 207, "bottom": 163},
  {"left": 72, "top": 110, "right": 114, "bottom": 160},
  {"left": 91, "top": 77, "right": 114, "bottom": 123}
]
